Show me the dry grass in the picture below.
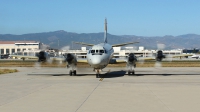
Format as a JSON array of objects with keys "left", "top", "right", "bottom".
[
  {"left": 108, "top": 61, "right": 200, "bottom": 67},
  {"left": 136, "top": 61, "right": 200, "bottom": 67},
  {"left": 0, "top": 61, "right": 66, "bottom": 67},
  {"left": 0, "top": 69, "right": 18, "bottom": 74},
  {"left": 1, "top": 61, "right": 200, "bottom": 67}
]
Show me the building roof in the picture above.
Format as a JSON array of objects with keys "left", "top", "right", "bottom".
[{"left": 0, "top": 41, "right": 38, "bottom": 44}]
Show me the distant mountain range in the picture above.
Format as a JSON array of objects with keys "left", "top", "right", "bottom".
[{"left": 0, "top": 30, "right": 200, "bottom": 50}]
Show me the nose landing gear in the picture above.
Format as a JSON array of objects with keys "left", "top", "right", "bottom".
[{"left": 95, "top": 69, "right": 101, "bottom": 78}]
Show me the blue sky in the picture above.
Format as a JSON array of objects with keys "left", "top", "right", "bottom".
[{"left": 1, "top": 0, "right": 200, "bottom": 36}]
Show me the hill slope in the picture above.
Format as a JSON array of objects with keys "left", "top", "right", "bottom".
[{"left": 0, "top": 31, "right": 200, "bottom": 49}]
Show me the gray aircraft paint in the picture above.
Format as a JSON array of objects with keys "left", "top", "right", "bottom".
[
  {"left": 86, "top": 19, "right": 114, "bottom": 69},
  {"left": 87, "top": 43, "right": 114, "bottom": 69}
]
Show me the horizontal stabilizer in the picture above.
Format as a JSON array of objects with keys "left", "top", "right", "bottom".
[
  {"left": 74, "top": 42, "right": 94, "bottom": 46},
  {"left": 112, "top": 42, "right": 139, "bottom": 47}
]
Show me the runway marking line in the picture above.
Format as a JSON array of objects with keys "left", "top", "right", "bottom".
[{"left": 99, "top": 78, "right": 104, "bottom": 81}]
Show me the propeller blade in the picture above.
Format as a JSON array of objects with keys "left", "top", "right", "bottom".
[
  {"left": 154, "top": 62, "right": 162, "bottom": 68},
  {"left": 34, "top": 62, "right": 41, "bottom": 69},
  {"left": 157, "top": 43, "right": 165, "bottom": 50},
  {"left": 165, "top": 55, "right": 173, "bottom": 61}
]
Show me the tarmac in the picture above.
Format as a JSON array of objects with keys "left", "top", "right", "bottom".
[{"left": 0, "top": 66, "right": 200, "bottom": 112}]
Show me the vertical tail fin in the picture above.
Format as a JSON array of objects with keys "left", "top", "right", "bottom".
[{"left": 104, "top": 18, "right": 107, "bottom": 43}]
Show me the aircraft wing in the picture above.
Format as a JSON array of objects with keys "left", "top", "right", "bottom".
[
  {"left": 137, "top": 54, "right": 193, "bottom": 60},
  {"left": 170, "top": 54, "right": 193, "bottom": 58},
  {"left": 10, "top": 54, "right": 68, "bottom": 61},
  {"left": 74, "top": 42, "right": 94, "bottom": 46},
  {"left": 112, "top": 57, "right": 155, "bottom": 64},
  {"left": 9, "top": 54, "right": 38, "bottom": 59},
  {"left": 77, "top": 58, "right": 88, "bottom": 63},
  {"left": 112, "top": 42, "right": 139, "bottom": 47},
  {"left": 116, "top": 59, "right": 127, "bottom": 63},
  {"left": 137, "top": 57, "right": 155, "bottom": 60},
  {"left": 136, "top": 54, "right": 192, "bottom": 60},
  {"left": 110, "top": 58, "right": 127, "bottom": 64},
  {"left": 50, "top": 57, "right": 65, "bottom": 61}
]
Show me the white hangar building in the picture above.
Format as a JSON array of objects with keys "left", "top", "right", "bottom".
[{"left": 0, "top": 41, "right": 42, "bottom": 54}]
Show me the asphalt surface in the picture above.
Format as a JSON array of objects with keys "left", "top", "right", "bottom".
[{"left": 0, "top": 67, "right": 200, "bottom": 112}]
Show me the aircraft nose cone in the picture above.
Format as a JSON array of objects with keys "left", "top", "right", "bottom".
[{"left": 91, "top": 58, "right": 101, "bottom": 65}]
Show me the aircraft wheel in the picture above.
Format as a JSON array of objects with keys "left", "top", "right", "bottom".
[
  {"left": 69, "top": 70, "right": 72, "bottom": 76},
  {"left": 132, "top": 71, "right": 135, "bottom": 75},
  {"left": 96, "top": 74, "right": 98, "bottom": 78},
  {"left": 73, "top": 70, "right": 76, "bottom": 76},
  {"left": 96, "top": 70, "right": 100, "bottom": 78},
  {"left": 96, "top": 73, "right": 99, "bottom": 78},
  {"left": 128, "top": 70, "right": 131, "bottom": 75}
]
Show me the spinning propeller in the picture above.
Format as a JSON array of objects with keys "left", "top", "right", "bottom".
[
  {"left": 64, "top": 53, "right": 74, "bottom": 63},
  {"left": 128, "top": 53, "right": 137, "bottom": 62},
  {"left": 34, "top": 45, "right": 71, "bottom": 69},
  {"left": 154, "top": 43, "right": 173, "bottom": 67}
]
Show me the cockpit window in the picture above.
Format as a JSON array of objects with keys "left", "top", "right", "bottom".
[
  {"left": 100, "top": 50, "right": 104, "bottom": 53},
  {"left": 90, "top": 49, "right": 105, "bottom": 55},
  {"left": 91, "top": 50, "right": 95, "bottom": 53}
]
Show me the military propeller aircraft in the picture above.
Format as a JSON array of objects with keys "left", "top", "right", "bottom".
[{"left": 9, "top": 19, "right": 193, "bottom": 78}]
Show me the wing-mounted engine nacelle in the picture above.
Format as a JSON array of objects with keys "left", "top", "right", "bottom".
[
  {"left": 64, "top": 53, "right": 77, "bottom": 76},
  {"left": 37, "top": 51, "right": 48, "bottom": 62},
  {"left": 109, "top": 59, "right": 116, "bottom": 64},
  {"left": 127, "top": 53, "right": 137, "bottom": 74},
  {"left": 64, "top": 53, "right": 77, "bottom": 64},
  {"left": 156, "top": 50, "right": 165, "bottom": 61},
  {"left": 128, "top": 53, "right": 137, "bottom": 62}
]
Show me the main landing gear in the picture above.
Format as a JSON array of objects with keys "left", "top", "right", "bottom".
[
  {"left": 69, "top": 70, "right": 76, "bottom": 76},
  {"left": 127, "top": 64, "right": 135, "bottom": 75},
  {"left": 67, "top": 64, "right": 77, "bottom": 76},
  {"left": 128, "top": 70, "right": 135, "bottom": 75}
]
